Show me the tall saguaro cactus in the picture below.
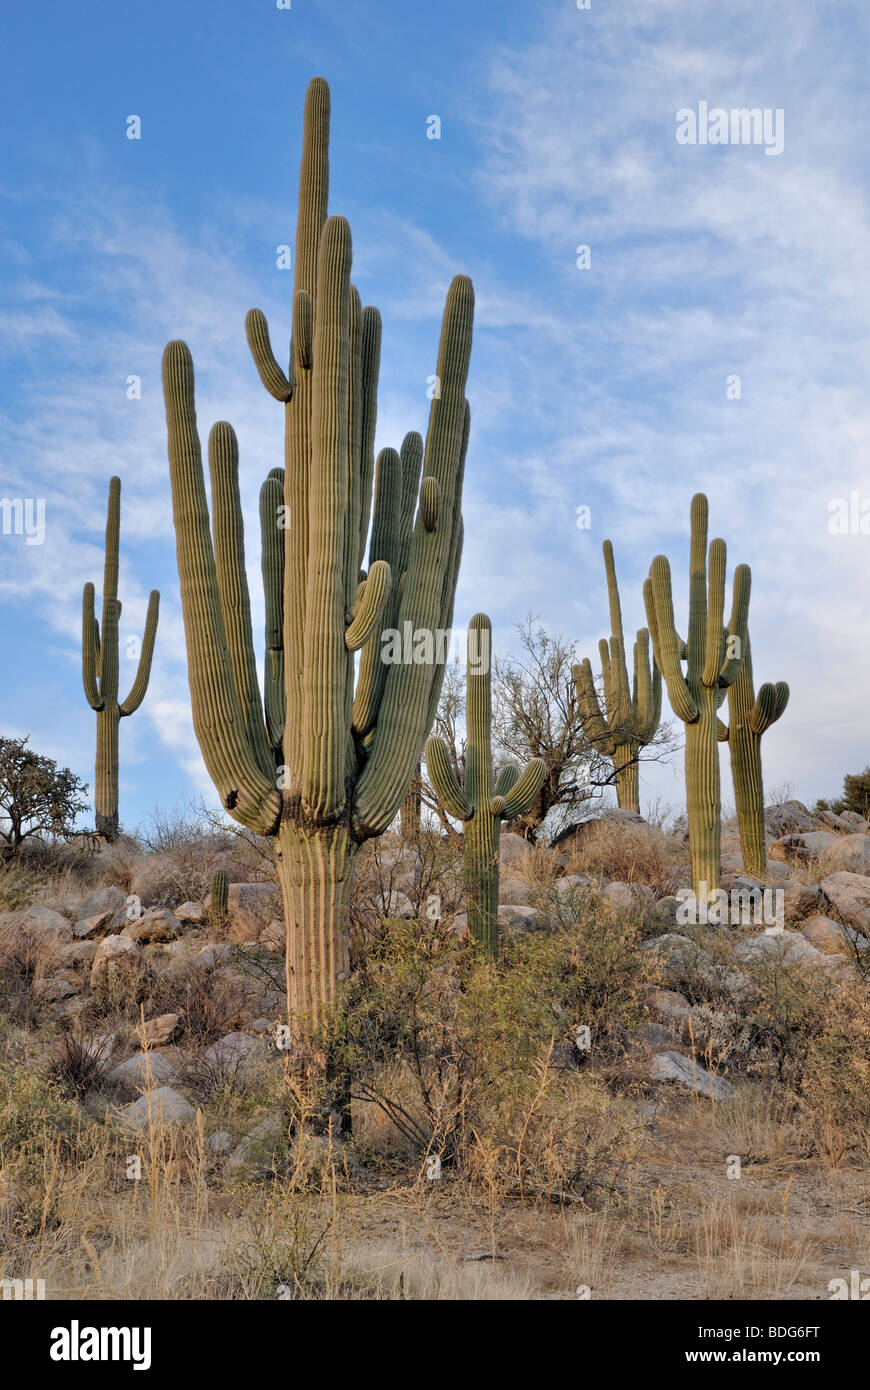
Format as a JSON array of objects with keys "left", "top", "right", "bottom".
[
  {"left": 719, "top": 634, "right": 788, "bottom": 877},
  {"left": 82, "top": 477, "right": 160, "bottom": 841},
  {"left": 426, "top": 614, "right": 546, "bottom": 953},
  {"left": 162, "top": 78, "right": 474, "bottom": 1028},
  {"left": 573, "top": 541, "right": 661, "bottom": 813},
  {"left": 643, "top": 494, "right": 750, "bottom": 904}
]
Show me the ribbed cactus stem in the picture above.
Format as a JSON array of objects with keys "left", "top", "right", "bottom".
[
  {"left": 723, "top": 633, "right": 789, "bottom": 878},
  {"left": 82, "top": 477, "right": 159, "bottom": 842},
  {"left": 210, "top": 868, "right": 229, "bottom": 927},
  {"left": 426, "top": 615, "right": 546, "bottom": 955}
]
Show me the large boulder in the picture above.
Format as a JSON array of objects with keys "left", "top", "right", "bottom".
[
  {"left": 121, "top": 906, "right": 181, "bottom": 944},
  {"left": 779, "top": 880, "right": 826, "bottom": 924},
  {"left": 174, "top": 901, "right": 205, "bottom": 925},
  {"left": 201, "top": 1031, "right": 263, "bottom": 1075},
  {"left": 497, "top": 904, "right": 541, "bottom": 933},
  {"left": 650, "top": 1050, "right": 735, "bottom": 1100},
  {"left": 733, "top": 928, "right": 836, "bottom": 971},
  {"left": 498, "top": 878, "right": 534, "bottom": 906},
  {"left": 74, "top": 885, "right": 128, "bottom": 937},
  {"left": 121, "top": 1086, "right": 196, "bottom": 1130},
  {"left": 90, "top": 934, "right": 149, "bottom": 996},
  {"left": 0, "top": 906, "right": 73, "bottom": 947},
  {"left": 800, "top": 914, "right": 869, "bottom": 958},
  {"left": 820, "top": 871, "right": 870, "bottom": 936},
  {"left": 498, "top": 832, "right": 535, "bottom": 870},
  {"left": 110, "top": 1050, "right": 176, "bottom": 1095},
  {"left": 602, "top": 881, "right": 654, "bottom": 915},
  {"left": 762, "top": 801, "right": 820, "bottom": 838},
  {"left": 137, "top": 1013, "right": 181, "bottom": 1047},
  {"left": 819, "top": 835, "right": 870, "bottom": 874},
  {"left": 769, "top": 831, "right": 837, "bottom": 863}
]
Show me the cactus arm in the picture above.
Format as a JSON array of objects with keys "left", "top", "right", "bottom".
[
  {"left": 98, "top": 477, "right": 121, "bottom": 705},
  {"left": 352, "top": 276, "right": 474, "bottom": 837},
  {"left": 399, "top": 432, "right": 424, "bottom": 571},
  {"left": 245, "top": 308, "right": 293, "bottom": 401},
  {"left": 208, "top": 421, "right": 275, "bottom": 781},
  {"left": 425, "top": 734, "right": 472, "bottom": 820},
  {"left": 345, "top": 559, "right": 391, "bottom": 651},
  {"left": 294, "top": 75, "right": 330, "bottom": 304},
  {"left": 344, "top": 288, "right": 364, "bottom": 616},
  {"left": 259, "top": 471, "right": 285, "bottom": 753},
  {"left": 162, "top": 339, "right": 281, "bottom": 835},
  {"left": 419, "top": 401, "right": 469, "bottom": 742},
  {"left": 634, "top": 628, "right": 656, "bottom": 739},
  {"left": 573, "top": 658, "right": 615, "bottom": 753},
  {"left": 464, "top": 613, "right": 493, "bottom": 811},
  {"left": 298, "top": 215, "right": 353, "bottom": 820},
  {"left": 82, "top": 582, "right": 104, "bottom": 710},
  {"left": 119, "top": 589, "right": 160, "bottom": 716},
  {"left": 499, "top": 757, "right": 547, "bottom": 819},
  {"left": 686, "top": 492, "right": 709, "bottom": 693},
  {"left": 602, "top": 539, "right": 625, "bottom": 649},
  {"left": 356, "top": 307, "right": 382, "bottom": 571},
  {"left": 701, "top": 537, "right": 727, "bottom": 688},
  {"left": 718, "top": 563, "right": 751, "bottom": 688},
  {"left": 749, "top": 680, "right": 789, "bottom": 735},
  {"left": 493, "top": 763, "right": 520, "bottom": 796},
  {"left": 717, "top": 718, "right": 729, "bottom": 741},
  {"left": 647, "top": 556, "right": 699, "bottom": 724}
]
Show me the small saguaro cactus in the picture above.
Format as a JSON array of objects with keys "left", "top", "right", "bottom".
[
  {"left": 162, "top": 78, "right": 473, "bottom": 1030},
  {"left": 82, "top": 477, "right": 159, "bottom": 842},
  {"left": 425, "top": 614, "right": 546, "bottom": 953},
  {"left": 643, "top": 494, "right": 750, "bottom": 905},
  {"left": 719, "top": 633, "right": 788, "bottom": 878},
  {"left": 573, "top": 540, "right": 661, "bottom": 813},
  {"left": 210, "top": 867, "right": 229, "bottom": 929}
]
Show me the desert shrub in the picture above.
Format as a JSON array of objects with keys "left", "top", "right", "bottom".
[
  {"left": 0, "top": 1060, "right": 85, "bottom": 1237},
  {"left": 47, "top": 1030, "right": 112, "bottom": 1100},
  {"left": 564, "top": 819, "right": 685, "bottom": 894},
  {"left": 143, "top": 962, "right": 250, "bottom": 1047},
  {"left": 0, "top": 924, "right": 42, "bottom": 1029},
  {"left": 350, "top": 829, "right": 463, "bottom": 939},
  {"left": 0, "top": 863, "right": 36, "bottom": 911}
]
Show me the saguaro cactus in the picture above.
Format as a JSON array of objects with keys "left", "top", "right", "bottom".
[
  {"left": 162, "top": 78, "right": 473, "bottom": 1028},
  {"left": 719, "top": 634, "right": 788, "bottom": 878},
  {"left": 210, "top": 867, "right": 229, "bottom": 929},
  {"left": 82, "top": 477, "right": 159, "bottom": 841},
  {"left": 643, "top": 494, "right": 750, "bottom": 904},
  {"left": 573, "top": 541, "right": 661, "bottom": 813},
  {"left": 425, "top": 614, "right": 546, "bottom": 953}
]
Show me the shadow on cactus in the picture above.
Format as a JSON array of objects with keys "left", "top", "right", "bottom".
[{"left": 162, "top": 78, "right": 474, "bottom": 1032}]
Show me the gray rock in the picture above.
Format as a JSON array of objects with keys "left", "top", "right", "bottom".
[
  {"left": 195, "top": 942, "right": 235, "bottom": 968},
  {"left": 650, "top": 1050, "right": 735, "bottom": 1099},
  {"left": 602, "top": 880, "right": 653, "bottom": 914},
  {"left": 201, "top": 1031, "right": 262, "bottom": 1072},
  {"left": 497, "top": 904, "right": 541, "bottom": 932},
  {"left": 780, "top": 880, "right": 826, "bottom": 924},
  {"left": 121, "top": 906, "right": 180, "bottom": 943},
  {"left": 820, "top": 871, "right": 870, "bottom": 936},
  {"left": 33, "top": 974, "right": 80, "bottom": 1003},
  {"left": 733, "top": 928, "right": 830, "bottom": 968},
  {"left": 90, "top": 934, "right": 149, "bottom": 993},
  {"left": 0, "top": 906, "right": 73, "bottom": 945},
  {"left": 801, "top": 914, "right": 869, "bottom": 958},
  {"left": 75, "top": 885, "right": 127, "bottom": 934},
  {"left": 110, "top": 1050, "right": 176, "bottom": 1094},
  {"left": 498, "top": 877, "right": 534, "bottom": 906},
  {"left": 121, "top": 1086, "right": 196, "bottom": 1129},
  {"left": 763, "top": 801, "right": 820, "bottom": 837},
  {"left": 207, "top": 1130, "right": 234, "bottom": 1156},
  {"left": 769, "top": 831, "right": 837, "bottom": 863},
  {"left": 175, "top": 901, "right": 205, "bottom": 925},
  {"left": 217, "top": 882, "right": 281, "bottom": 943},
  {"left": 820, "top": 834, "right": 870, "bottom": 874}
]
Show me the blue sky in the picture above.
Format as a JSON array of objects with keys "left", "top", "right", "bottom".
[{"left": 1, "top": 0, "right": 869, "bottom": 834}]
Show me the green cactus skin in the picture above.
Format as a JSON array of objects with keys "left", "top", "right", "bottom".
[
  {"left": 719, "top": 634, "right": 788, "bottom": 878},
  {"left": 644, "top": 494, "right": 750, "bottom": 906},
  {"left": 162, "top": 78, "right": 474, "bottom": 1030},
  {"left": 426, "top": 614, "right": 546, "bottom": 954},
  {"left": 573, "top": 541, "right": 661, "bottom": 814},
  {"left": 210, "top": 867, "right": 229, "bottom": 926},
  {"left": 82, "top": 477, "right": 160, "bottom": 842}
]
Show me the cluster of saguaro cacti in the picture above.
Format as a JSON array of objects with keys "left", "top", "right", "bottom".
[
  {"left": 643, "top": 494, "right": 750, "bottom": 904},
  {"left": 573, "top": 541, "right": 661, "bottom": 813},
  {"left": 162, "top": 77, "right": 473, "bottom": 1028},
  {"left": 209, "top": 868, "right": 229, "bottom": 930},
  {"left": 82, "top": 477, "right": 160, "bottom": 841},
  {"left": 719, "top": 635, "right": 789, "bottom": 877},
  {"left": 425, "top": 614, "right": 546, "bottom": 953}
]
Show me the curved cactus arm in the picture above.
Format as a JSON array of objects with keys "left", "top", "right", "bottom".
[
  {"left": 299, "top": 215, "right": 353, "bottom": 821},
  {"left": 493, "top": 763, "right": 520, "bottom": 796},
  {"left": 749, "top": 679, "right": 789, "bottom": 735},
  {"left": 419, "top": 400, "right": 469, "bottom": 742},
  {"left": 717, "top": 718, "right": 729, "bottom": 741},
  {"left": 646, "top": 557, "right": 699, "bottom": 724},
  {"left": 633, "top": 628, "right": 660, "bottom": 740},
  {"left": 82, "top": 583, "right": 104, "bottom": 710},
  {"left": 162, "top": 339, "right": 281, "bottom": 835},
  {"left": 573, "top": 658, "right": 615, "bottom": 753},
  {"left": 245, "top": 308, "right": 293, "bottom": 402},
  {"left": 499, "top": 757, "right": 547, "bottom": 820},
  {"left": 425, "top": 735, "right": 472, "bottom": 820},
  {"left": 209, "top": 422, "right": 274, "bottom": 782},
  {"left": 259, "top": 471, "right": 285, "bottom": 753},
  {"left": 120, "top": 590, "right": 160, "bottom": 716},
  {"left": 352, "top": 276, "right": 474, "bottom": 838},
  {"left": 701, "top": 537, "right": 727, "bottom": 688},
  {"left": 610, "top": 633, "right": 632, "bottom": 730},
  {"left": 718, "top": 563, "right": 751, "bottom": 688},
  {"left": 345, "top": 559, "right": 391, "bottom": 651}
]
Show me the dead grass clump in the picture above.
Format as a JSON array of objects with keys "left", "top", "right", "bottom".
[{"left": 564, "top": 819, "right": 686, "bottom": 894}]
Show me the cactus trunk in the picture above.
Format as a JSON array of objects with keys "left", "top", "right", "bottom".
[
  {"left": 612, "top": 743, "right": 639, "bottom": 813},
  {"left": 400, "top": 763, "right": 422, "bottom": 842},
  {"left": 684, "top": 696, "right": 721, "bottom": 903},
  {"left": 94, "top": 704, "right": 120, "bottom": 840},
  {"left": 276, "top": 821, "right": 357, "bottom": 1031},
  {"left": 465, "top": 809, "right": 499, "bottom": 952},
  {"left": 724, "top": 635, "right": 788, "bottom": 879}
]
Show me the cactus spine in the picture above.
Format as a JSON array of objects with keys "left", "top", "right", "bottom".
[
  {"left": 162, "top": 78, "right": 473, "bottom": 1030},
  {"left": 210, "top": 868, "right": 229, "bottom": 929},
  {"left": 644, "top": 495, "right": 750, "bottom": 905},
  {"left": 426, "top": 614, "right": 546, "bottom": 953},
  {"left": 573, "top": 541, "right": 661, "bottom": 813},
  {"left": 81, "top": 477, "right": 159, "bottom": 841},
  {"left": 720, "top": 634, "right": 788, "bottom": 877}
]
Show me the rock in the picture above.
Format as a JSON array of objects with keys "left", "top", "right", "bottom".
[
  {"left": 647, "top": 987, "right": 693, "bottom": 1030},
  {"left": 33, "top": 974, "right": 80, "bottom": 1003},
  {"left": 60, "top": 940, "right": 99, "bottom": 968},
  {"left": 121, "top": 906, "right": 180, "bottom": 944},
  {"left": 448, "top": 911, "right": 469, "bottom": 942},
  {"left": 248, "top": 1017, "right": 276, "bottom": 1034},
  {"left": 820, "top": 871, "right": 870, "bottom": 936},
  {"left": 81, "top": 1033, "right": 115, "bottom": 1064},
  {"left": 130, "top": 855, "right": 181, "bottom": 908},
  {"left": 90, "top": 934, "right": 149, "bottom": 995},
  {"left": 0, "top": 906, "right": 73, "bottom": 946},
  {"left": 372, "top": 889, "right": 415, "bottom": 921},
  {"left": 207, "top": 1130, "right": 234, "bottom": 1156},
  {"left": 650, "top": 1050, "right": 735, "bottom": 1100},
  {"left": 195, "top": 943, "right": 234, "bottom": 968},
  {"left": 819, "top": 834, "right": 870, "bottom": 874},
  {"left": 498, "top": 878, "right": 533, "bottom": 906},
  {"left": 74, "top": 885, "right": 127, "bottom": 935},
  {"left": 769, "top": 831, "right": 837, "bottom": 863},
  {"left": 838, "top": 811, "right": 869, "bottom": 832},
  {"left": 602, "top": 881, "right": 653, "bottom": 915},
  {"left": 641, "top": 933, "right": 750, "bottom": 1000},
  {"left": 110, "top": 1050, "right": 176, "bottom": 1094},
  {"left": 174, "top": 902, "right": 205, "bottom": 925},
  {"left": 554, "top": 874, "right": 593, "bottom": 900},
  {"left": 121, "top": 1086, "right": 196, "bottom": 1130},
  {"left": 498, "top": 832, "right": 534, "bottom": 869},
  {"left": 733, "top": 929, "right": 830, "bottom": 969},
  {"left": 136, "top": 1013, "right": 180, "bottom": 1047},
  {"left": 218, "top": 882, "right": 281, "bottom": 943},
  {"left": 259, "top": 919, "right": 285, "bottom": 952},
  {"left": 650, "top": 895, "right": 682, "bottom": 925},
  {"left": 552, "top": 809, "right": 647, "bottom": 851},
  {"left": 497, "top": 904, "right": 541, "bottom": 932},
  {"left": 763, "top": 801, "right": 820, "bottom": 837},
  {"left": 780, "top": 881, "right": 826, "bottom": 924},
  {"left": 227, "top": 1112, "right": 286, "bottom": 1169},
  {"left": 201, "top": 1031, "right": 262, "bottom": 1073},
  {"left": 801, "top": 914, "right": 869, "bottom": 958}
]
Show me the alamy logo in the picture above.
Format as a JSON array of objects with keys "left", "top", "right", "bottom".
[
  {"left": 0, "top": 497, "right": 45, "bottom": 545},
  {"left": 828, "top": 1269, "right": 870, "bottom": 1299},
  {"left": 1, "top": 1276, "right": 45, "bottom": 1300},
  {"left": 675, "top": 103, "right": 784, "bottom": 156},
  {"left": 676, "top": 883, "right": 784, "bottom": 929},
  {"left": 49, "top": 1321, "right": 152, "bottom": 1371}
]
